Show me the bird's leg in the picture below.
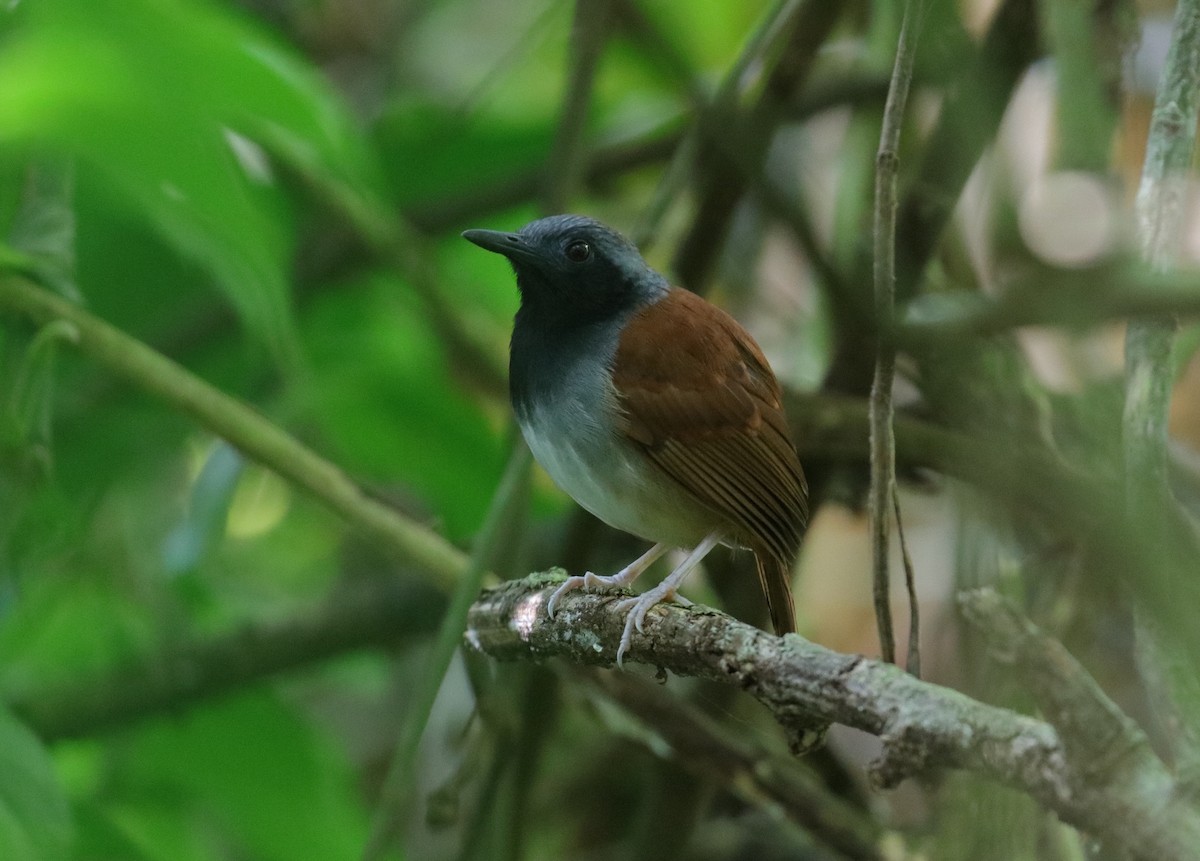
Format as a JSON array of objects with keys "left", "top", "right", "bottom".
[
  {"left": 546, "top": 542, "right": 670, "bottom": 619},
  {"left": 612, "top": 531, "right": 723, "bottom": 667}
]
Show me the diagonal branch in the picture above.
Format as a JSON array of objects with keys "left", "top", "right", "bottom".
[
  {"left": 0, "top": 275, "right": 470, "bottom": 593},
  {"left": 467, "top": 573, "right": 1200, "bottom": 861}
]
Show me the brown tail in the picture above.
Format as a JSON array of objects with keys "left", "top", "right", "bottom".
[{"left": 755, "top": 553, "right": 796, "bottom": 635}]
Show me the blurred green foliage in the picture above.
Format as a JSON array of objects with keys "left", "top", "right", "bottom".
[
  {"left": 0, "top": 0, "right": 1196, "bottom": 858},
  {"left": 0, "top": 0, "right": 795, "bottom": 857}
]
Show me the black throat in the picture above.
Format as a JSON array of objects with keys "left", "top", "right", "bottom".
[{"left": 508, "top": 299, "right": 630, "bottom": 420}]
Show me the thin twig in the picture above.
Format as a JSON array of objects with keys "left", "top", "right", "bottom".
[
  {"left": 630, "top": 0, "right": 803, "bottom": 252},
  {"left": 870, "top": 0, "right": 925, "bottom": 665},
  {"left": 361, "top": 442, "right": 532, "bottom": 861},
  {"left": 893, "top": 486, "right": 920, "bottom": 678},
  {"left": 959, "top": 589, "right": 1150, "bottom": 776},
  {"left": 1125, "top": 0, "right": 1200, "bottom": 520},
  {"left": 0, "top": 275, "right": 471, "bottom": 593}
]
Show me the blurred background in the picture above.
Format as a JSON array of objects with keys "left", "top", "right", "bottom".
[{"left": 1, "top": 0, "right": 1199, "bottom": 858}]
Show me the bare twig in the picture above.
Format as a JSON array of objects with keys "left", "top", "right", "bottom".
[
  {"left": 870, "top": 0, "right": 925, "bottom": 666},
  {"left": 893, "top": 486, "right": 920, "bottom": 678},
  {"left": 1125, "top": 0, "right": 1200, "bottom": 521},
  {"left": 467, "top": 574, "right": 1200, "bottom": 861}
]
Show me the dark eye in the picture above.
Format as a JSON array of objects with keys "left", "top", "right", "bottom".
[{"left": 565, "top": 240, "right": 591, "bottom": 263}]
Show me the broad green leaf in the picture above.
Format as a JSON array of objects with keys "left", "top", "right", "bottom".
[
  {"left": 6, "top": 159, "right": 77, "bottom": 299},
  {"left": 0, "top": 708, "right": 72, "bottom": 861},
  {"left": 0, "top": 576, "right": 157, "bottom": 696},
  {"left": 95, "top": 802, "right": 222, "bottom": 861},
  {"left": 126, "top": 691, "right": 370, "bottom": 861},
  {"left": 0, "top": 0, "right": 380, "bottom": 359}
]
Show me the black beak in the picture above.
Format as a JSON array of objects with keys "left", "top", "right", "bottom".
[{"left": 461, "top": 229, "right": 542, "bottom": 266}]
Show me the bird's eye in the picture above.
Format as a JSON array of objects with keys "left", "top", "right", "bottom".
[{"left": 565, "top": 240, "right": 591, "bottom": 263}]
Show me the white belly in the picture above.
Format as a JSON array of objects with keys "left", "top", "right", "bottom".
[{"left": 519, "top": 399, "right": 714, "bottom": 549}]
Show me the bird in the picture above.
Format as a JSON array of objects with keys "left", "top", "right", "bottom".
[{"left": 462, "top": 215, "right": 808, "bottom": 666}]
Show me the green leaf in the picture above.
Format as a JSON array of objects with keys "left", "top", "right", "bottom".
[
  {"left": 125, "top": 691, "right": 370, "bottom": 861},
  {"left": 0, "top": 708, "right": 72, "bottom": 861},
  {"left": 6, "top": 159, "right": 78, "bottom": 299},
  {"left": 0, "top": 0, "right": 379, "bottom": 360},
  {"left": 0, "top": 577, "right": 158, "bottom": 696}
]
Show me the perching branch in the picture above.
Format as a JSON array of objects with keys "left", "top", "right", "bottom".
[{"left": 467, "top": 574, "right": 1200, "bottom": 861}]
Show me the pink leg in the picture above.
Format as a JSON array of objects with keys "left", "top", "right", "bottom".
[
  {"left": 546, "top": 542, "right": 671, "bottom": 619},
  {"left": 611, "top": 531, "right": 723, "bottom": 667}
]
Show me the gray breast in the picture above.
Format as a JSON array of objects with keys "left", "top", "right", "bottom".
[{"left": 516, "top": 348, "right": 717, "bottom": 549}]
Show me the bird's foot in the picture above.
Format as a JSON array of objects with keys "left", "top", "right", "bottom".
[
  {"left": 546, "top": 570, "right": 631, "bottom": 618},
  {"left": 611, "top": 581, "right": 692, "bottom": 667}
]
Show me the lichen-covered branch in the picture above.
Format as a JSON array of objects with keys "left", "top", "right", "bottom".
[{"left": 467, "top": 574, "right": 1200, "bottom": 861}]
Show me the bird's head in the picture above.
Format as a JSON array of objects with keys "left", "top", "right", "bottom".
[{"left": 463, "top": 215, "right": 667, "bottom": 326}]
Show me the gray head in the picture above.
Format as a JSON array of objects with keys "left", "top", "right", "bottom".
[{"left": 462, "top": 215, "right": 668, "bottom": 328}]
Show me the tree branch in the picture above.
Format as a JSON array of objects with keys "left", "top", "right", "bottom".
[
  {"left": 0, "top": 275, "right": 470, "bottom": 593},
  {"left": 9, "top": 577, "right": 445, "bottom": 741},
  {"left": 467, "top": 574, "right": 1200, "bottom": 861}
]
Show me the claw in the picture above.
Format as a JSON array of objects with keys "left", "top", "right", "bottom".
[
  {"left": 611, "top": 582, "right": 681, "bottom": 667},
  {"left": 542, "top": 536, "right": 722, "bottom": 669},
  {"left": 546, "top": 575, "right": 584, "bottom": 618},
  {"left": 545, "top": 543, "right": 671, "bottom": 622},
  {"left": 547, "top": 569, "right": 633, "bottom": 618}
]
